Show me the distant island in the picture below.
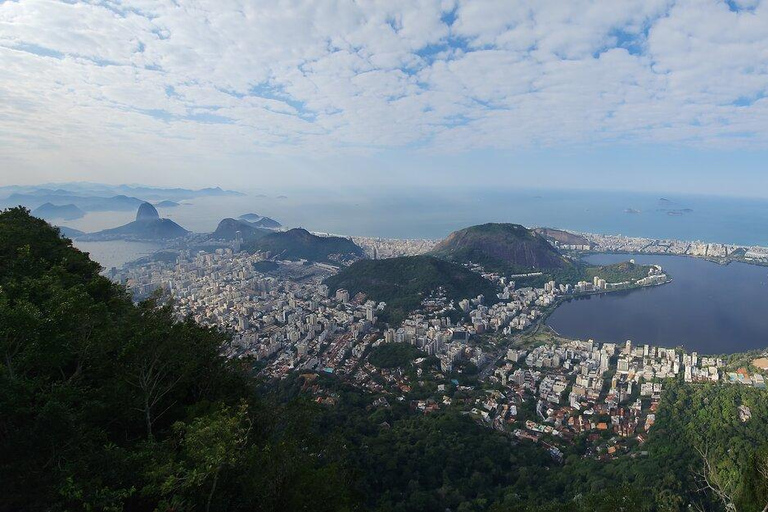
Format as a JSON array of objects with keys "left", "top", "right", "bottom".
[
  {"left": 0, "top": 182, "right": 243, "bottom": 213},
  {"left": 665, "top": 208, "right": 694, "bottom": 216},
  {"left": 32, "top": 202, "right": 85, "bottom": 220},
  {"left": 154, "top": 200, "right": 180, "bottom": 208}
]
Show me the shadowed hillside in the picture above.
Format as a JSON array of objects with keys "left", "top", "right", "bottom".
[
  {"left": 245, "top": 228, "right": 364, "bottom": 263},
  {"left": 431, "top": 223, "right": 571, "bottom": 272}
]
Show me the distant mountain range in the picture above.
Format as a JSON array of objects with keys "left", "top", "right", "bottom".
[
  {"left": 8, "top": 193, "right": 145, "bottom": 212},
  {"left": 0, "top": 183, "right": 243, "bottom": 213},
  {"left": 154, "top": 200, "right": 180, "bottom": 208}
]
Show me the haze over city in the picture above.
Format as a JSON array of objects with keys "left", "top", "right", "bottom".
[{"left": 2, "top": 0, "right": 768, "bottom": 195}]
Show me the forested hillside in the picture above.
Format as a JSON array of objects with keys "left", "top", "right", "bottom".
[
  {"left": 0, "top": 208, "right": 351, "bottom": 511},
  {"left": 324, "top": 255, "right": 499, "bottom": 325}
]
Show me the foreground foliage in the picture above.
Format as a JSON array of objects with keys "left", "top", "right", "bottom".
[{"left": 0, "top": 208, "right": 352, "bottom": 512}]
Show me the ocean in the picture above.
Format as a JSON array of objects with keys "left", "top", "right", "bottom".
[{"left": 65, "top": 187, "right": 768, "bottom": 269}]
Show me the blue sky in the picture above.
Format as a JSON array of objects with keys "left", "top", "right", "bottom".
[{"left": 1, "top": 0, "right": 768, "bottom": 196}]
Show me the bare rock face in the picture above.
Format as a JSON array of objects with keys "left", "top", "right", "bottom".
[
  {"left": 136, "top": 202, "right": 160, "bottom": 222},
  {"left": 431, "top": 223, "right": 570, "bottom": 271}
]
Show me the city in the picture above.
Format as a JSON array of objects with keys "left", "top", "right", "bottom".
[{"left": 109, "top": 228, "right": 764, "bottom": 464}]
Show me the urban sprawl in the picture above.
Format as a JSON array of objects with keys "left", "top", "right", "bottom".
[{"left": 108, "top": 230, "right": 767, "bottom": 461}]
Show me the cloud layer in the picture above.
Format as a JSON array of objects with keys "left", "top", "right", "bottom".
[{"left": 1, "top": 0, "right": 768, "bottom": 183}]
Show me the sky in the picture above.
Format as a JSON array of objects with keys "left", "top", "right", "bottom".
[{"left": 1, "top": 0, "right": 768, "bottom": 196}]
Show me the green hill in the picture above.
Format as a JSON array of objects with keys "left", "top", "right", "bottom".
[
  {"left": 368, "top": 342, "right": 425, "bottom": 368},
  {"left": 431, "top": 223, "right": 571, "bottom": 273},
  {"left": 0, "top": 207, "right": 350, "bottom": 511},
  {"left": 324, "top": 255, "right": 498, "bottom": 324},
  {"left": 245, "top": 228, "right": 364, "bottom": 264}
]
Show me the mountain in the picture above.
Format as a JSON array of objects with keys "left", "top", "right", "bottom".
[
  {"left": 212, "top": 218, "right": 269, "bottom": 241},
  {"left": 324, "top": 255, "right": 498, "bottom": 324},
  {"left": 533, "top": 227, "right": 592, "bottom": 248},
  {"left": 109, "top": 185, "right": 243, "bottom": 200},
  {"left": 154, "top": 200, "right": 180, "bottom": 208},
  {"left": 32, "top": 202, "right": 85, "bottom": 220},
  {"left": 245, "top": 228, "right": 364, "bottom": 263},
  {"left": 0, "top": 183, "right": 244, "bottom": 201},
  {"left": 251, "top": 216, "right": 281, "bottom": 228},
  {"left": 4, "top": 193, "right": 144, "bottom": 212},
  {"left": 81, "top": 204, "right": 188, "bottom": 240},
  {"left": 86, "top": 218, "right": 188, "bottom": 240},
  {"left": 0, "top": 183, "right": 244, "bottom": 212},
  {"left": 56, "top": 225, "right": 86, "bottom": 239},
  {"left": 238, "top": 213, "right": 281, "bottom": 228},
  {"left": 135, "top": 202, "right": 160, "bottom": 221},
  {"left": 431, "top": 223, "right": 570, "bottom": 272}
]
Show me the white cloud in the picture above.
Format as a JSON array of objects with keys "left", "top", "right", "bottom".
[{"left": 0, "top": 0, "right": 767, "bottom": 184}]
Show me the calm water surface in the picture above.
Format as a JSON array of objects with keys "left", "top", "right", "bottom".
[
  {"left": 73, "top": 240, "right": 163, "bottom": 270},
  {"left": 546, "top": 254, "right": 768, "bottom": 354}
]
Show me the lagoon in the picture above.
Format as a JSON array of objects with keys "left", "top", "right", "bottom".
[{"left": 546, "top": 254, "right": 768, "bottom": 354}]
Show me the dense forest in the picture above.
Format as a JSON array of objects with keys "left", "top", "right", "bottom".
[
  {"left": 368, "top": 342, "right": 426, "bottom": 368},
  {"left": 0, "top": 208, "right": 352, "bottom": 511},
  {"left": 2, "top": 207, "right": 768, "bottom": 511}
]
